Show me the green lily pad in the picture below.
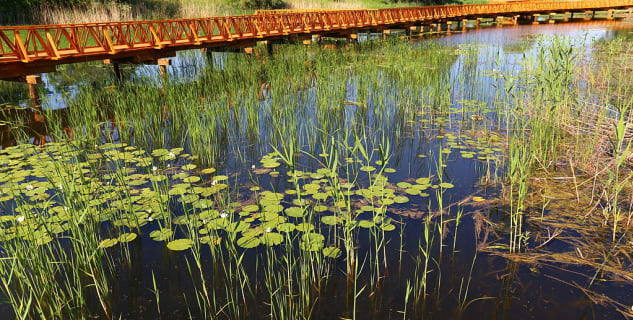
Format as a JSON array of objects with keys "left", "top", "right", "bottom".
[
  {"left": 321, "top": 215, "right": 341, "bottom": 225},
  {"left": 397, "top": 182, "right": 412, "bottom": 189},
  {"left": 439, "top": 182, "right": 454, "bottom": 189},
  {"left": 150, "top": 229, "right": 173, "bottom": 241},
  {"left": 237, "top": 236, "right": 260, "bottom": 248},
  {"left": 242, "top": 204, "right": 259, "bottom": 212},
  {"left": 296, "top": 223, "right": 315, "bottom": 232},
  {"left": 167, "top": 239, "right": 194, "bottom": 251},
  {"left": 99, "top": 238, "right": 119, "bottom": 248},
  {"left": 118, "top": 233, "right": 137, "bottom": 243},
  {"left": 358, "top": 220, "right": 375, "bottom": 228},
  {"left": 260, "top": 232, "right": 284, "bottom": 246},
  {"left": 285, "top": 207, "right": 305, "bottom": 218},
  {"left": 323, "top": 247, "right": 342, "bottom": 258},
  {"left": 380, "top": 224, "right": 396, "bottom": 231}
]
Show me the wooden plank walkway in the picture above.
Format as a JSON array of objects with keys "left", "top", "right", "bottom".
[{"left": 1, "top": 0, "right": 632, "bottom": 80}]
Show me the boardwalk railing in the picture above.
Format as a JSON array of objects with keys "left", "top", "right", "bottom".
[{"left": 1, "top": 0, "right": 632, "bottom": 79}]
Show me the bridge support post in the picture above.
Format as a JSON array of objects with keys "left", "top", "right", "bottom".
[
  {"left": 532, "top": 14, "right": 540, "bottom": 25},
  {"left": 584, "top": 11, "right": 593, "bottom": 21},
  {"left": 112, "top": 63, "right": 122, "bottom": 82},
  {"left": 382, "top": 29, "right": 391, "bottom": 40},
  {"left": 348, "top": 33, "right": 358, "bottom": 43},
  {"left": 446, "top": 21, "right": 453, "bottom": 34},
  {"left": 419, "top": 25, "right": 428, "bottom": 37},
  {"left": 26, "top": 75, "right": 42, "bottom": 109},
  {"left": 475, "top": 18, "right": 481, "bottom": 28},
  {"left": 203, "top": 49, "right": 215, "bottom": 69},
  {"left": 436, "top": 23, "right": 442, "bottom": 33},
  {"left": 496, "top": 16, "right": 504, "bottom": 27},
  {"left": 409, "top": 26, "right": 416, "bottom": 39},
  {"left": 243, "top": 47, "right": 254, "bottom": 59},
  {"left": 461, "top": 19, "right": 468, "bottom": 31},
  {"left": 103, "top": 59, "right": 123, "bottom": 82},
  {"left": 548, "top": 14, "right": 556, "bottom": 24},
  {"left": 606, "top": 9, "right": 614, "bottom": 20},
  {"left": 563, "top": 12, "right": 570, "bottom": 22},
  {"left": 512, "top": 15, "right": 519, "bottom": 25},
  {"left": 158, "top": 59, "right": 170, "bottom": 82}
]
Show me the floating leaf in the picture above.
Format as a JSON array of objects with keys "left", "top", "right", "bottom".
[
  {"left": 321, "top": 215, "right": 341, "bottom": 225},
  {"left": 277, "top": 223, "right": 296, "bottom": 233},
  {"left": 358, "top": 220, "right": 375, "bottom": 228},
  {"left": 296, "top": 223, "right": 315, "bottom": 232},
  {"left": 237, "top": 236, "right": 260, "bottom": 248},
  {"left": 260, "top": 232, "right": 284, "bottom": 246},
  {"left": 439, "top": 182, "right": 454, "bottom": 189},
  {"left": 150, "top": 229, "right": 173, "bottom": 241},
  {"left": 242, "top": 204, "right": 259, "bottom": 212},
  {"left": 415, "top": 178, "right": 430, "bottom": 185},
  {"left": 397, "top": 182, "right": 412, "bottom": 189},
  {"left": 118, "top": 233, "right": 137, "bottom": 243},
  {"left": 360, "top": 166, "right": 376, "bottom": 172},
  {"left": 201, "top": 168, "right": 216, "bottom": 174},
  {"left": 380, "top": 224, "right": 396, "bottom": 231},
  {"left": 167, "top": 239, "right": 193, "bottom": 251},
  {"left": 285, "top": 207, "right": 305, "bottom": 218},
  {"left": 99, "top": 238, "right": 119, "bottom": 248},
  {"left": 323, "top": 247, "right": 342, "bottom": 258}
]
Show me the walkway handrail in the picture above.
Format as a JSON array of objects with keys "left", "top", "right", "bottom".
[{"left": 0, "top": 1, "right": 631, "bottom": 69}]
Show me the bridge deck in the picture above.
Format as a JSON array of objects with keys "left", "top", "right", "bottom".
[{"left": 1, "top": 0, "right": 631, "bottom": 80}]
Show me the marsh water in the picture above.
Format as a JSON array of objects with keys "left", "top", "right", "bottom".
[{"left": 1, "top": 20, "right": 633, "bottom": 319}]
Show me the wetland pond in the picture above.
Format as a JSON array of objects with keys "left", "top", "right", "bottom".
[{"left": 1, "top": 20, "right": 633, "bottom": 319}]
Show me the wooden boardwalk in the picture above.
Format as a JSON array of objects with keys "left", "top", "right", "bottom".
[{"left": 1, "top": 0, "right": 632, "bottom": 81}]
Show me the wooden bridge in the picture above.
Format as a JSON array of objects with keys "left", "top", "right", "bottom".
[{"left": 0, "top": 0, "right": 632, "bottom": 82}]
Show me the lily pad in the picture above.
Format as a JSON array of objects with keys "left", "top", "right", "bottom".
[
  {"left": 118, "top": 233, "right": 137, "bottom": 243},
  {"left": 237, "top": 236, "right": 260, "bottom": 248},
  {"left": 99, "top": 238, "right": 119, "bottom": 248},
  {"left": 260, "top": 232, "right": 284, "bottom": 246},
  {"left": 150, "top": 229, "right": 173, "bottom": 241},
  {"left": 285, "top": 207, "right": 305, "bottom": 218},
  {"left": 323, "top": 247, "right": 342, "bottom": 258},
  {"left": 167, "top": 239, "right": 194, "bottom": 251}
]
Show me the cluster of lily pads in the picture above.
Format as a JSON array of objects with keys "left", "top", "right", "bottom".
[{"left": 0, "top": 140, "right": 460, "bottom": 258}]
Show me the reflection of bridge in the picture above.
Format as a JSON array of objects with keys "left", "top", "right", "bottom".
[{"left": 0, "top": 0, "right": 632, "bottom": 83}]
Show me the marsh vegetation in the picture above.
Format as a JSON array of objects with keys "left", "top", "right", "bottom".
[{"left": 1, "top": 22, "right": 633, "bottom": 319}]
